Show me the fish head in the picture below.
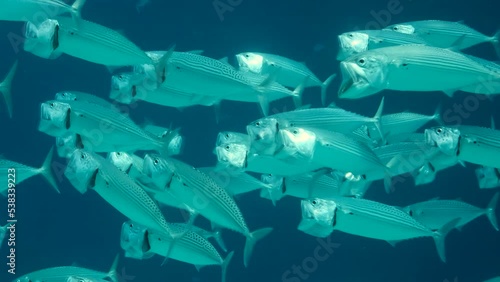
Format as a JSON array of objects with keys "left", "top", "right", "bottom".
[
  {"left": 340, "top": 171, "right": 368, "bottom": 198},
  {"left": 277, "top": 127, "right": 316, "bottom": 161},
  {"left": 23, "top": 19, "right": 62, "bottom": 59},
  {"left": 55, "top": 132, "right": 82, "bottom": 158},
  {"left": 65, "top": 150, "right": 100, "bottom": 194},
  {"left": 298, "top": 198, "right": 337, "bottom": 237},
  {"left": 39, "top": 100, "right": 71, "bottom": 137},
  {"left": 338, "top": 53, "right": 389, "bottom": 99},
  {"left": 337, "top": 32, "right": 370, "bottom": 60},
  {"left": 216, "top": 131, "right": 249, "bottom": 146},
  {"left": 142, "top": 154, "right": 174, "bottom": 189},
  {"left": 236, "top": 52, "right": 264, "bottom": 74},
  {"left": 215, "top": 143, "right": 249, "bottom": 169},
  {"left": 386, "top": 24, "right": 415, "bottom": 34},
  {"left": 55, "top": 91, "right": 78, "bottom": 101},
  {"left": 259, "top": 174, "right": 285, "bottom": 202},
  {"left": 424, "top": 127, "right": 460, "bottom": 156},
  {"left": 120, "top": 221, "right": 152, "bottom": 259},
  {"left": 108, "top": 152, "right": 134, "bottom": 173},
  {"left": 110, "top": 73, "right": 145, "bottom": 104},
  {"left": 246, "top": 117, "right": 279, "bottom": 153}
]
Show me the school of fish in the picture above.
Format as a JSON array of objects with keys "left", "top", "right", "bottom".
[{"left": 0, "top": 1, "right": 500, "bottom": 282}]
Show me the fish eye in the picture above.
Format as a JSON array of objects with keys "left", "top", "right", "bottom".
[
  {"left": 292, "top": 130, "right": 298, "bottom": 134},
  {"left": 129, "top": 223, "right": 133, "bottom": 228},
  {"left": 153, "top": 158, "right": 159, "bottom": 165},
  {"left": 436, "top": 128, "right": 443, "bottom": 134},
  {"left": 225, "top": 145, "right": 230, "bottom": 150},
  {"left": 255, "top": 121, "right": 261, "bottom": 126},
  {"left": 312, "top": 200, "right": 317, "bottom": 205},
  {"left": 358, "top": 58, "right": 366, "bottom": 65},
  {"left": 225, "top": 133, "right": 230, "bottom": 138},
  {"left": 80, "top": 153, "right": 86, "bottom": 160},
  {"left": 348, "top": 33, "right": 353, "bottom": 38},
  {"left": 118, "top": 75, "right": 123, "bottom": 79},
  {"left": 245, "top": 54, "right": 249, "bottom": 58},
  {"left": 116, "top": 152, "right": 121, "bottom": 156},
  {"left": 49, "top": 102, "right": 54, "bottom": 107},
  {"left": 393, "top": 26, "right": 399, "bottom": 31}
]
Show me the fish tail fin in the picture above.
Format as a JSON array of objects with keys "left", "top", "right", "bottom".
[
  {"left": 0, "top": 60, "right": 18, "bottom": 118},
  {"left": 107, "top": 254, "right": 120, "bottom": 282},
  {"left": 153, "top": 44, "right": 176, "bottom": 87},
  {"left": 486, "top": 192, "right": 499, "bottom": 231},
  {"left": 243, "top": 227, "right": 273, "bottom": 267},
  {"left": 212, "top": 228, "right": 228, "bottom": 252},
  {"left": 492, "top": 30, "right": 500, "bottom": 59},
  {"left": 433, "top": 103, "right": 444, "bottom": 126},
  {"left": 257, "top": 94, "right": 269, "bottom": 117},
  {"left": 70, "top": 0, "right": 86, "bottom": 23},
  {"left": 372, "top": 96, "right": 385, "bottom": 144},
  {"left": 221, "top": 251, "right": 234, "bottom": 282},
  {"left": 292, "top": 76, "right": 308, "bottom": 109},
  {"left": 321, "top": 73, "right": 337, "bottom": 106},
  {"left": 433, "top": 218, "right": 460, "bottom": 263},
  {"left": 40, "top": 146, "right": 61, "bottom": 194}
]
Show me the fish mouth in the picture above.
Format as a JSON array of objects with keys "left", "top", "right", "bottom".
[
  {"left": 40, "top": 103, "right": 52, "bottom": 121},
  {"left": 424, "top": 129, "right": 436, "bottom": 146}
]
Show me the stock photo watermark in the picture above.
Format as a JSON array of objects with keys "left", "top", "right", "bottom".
[
  {"left": 281, "top": 236, "right": 340, "bottom": 282},
  {"left": 213, "top": 0, "right": 243, "bottom": 22}
]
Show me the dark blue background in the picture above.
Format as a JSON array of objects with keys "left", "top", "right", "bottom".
[{"left": 1, "top": 0, "right": 499, "bottom": 281}]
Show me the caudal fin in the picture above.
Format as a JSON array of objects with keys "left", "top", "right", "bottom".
[
  {"left": 486, "top": 192, "right": 499, "bottom": 231},
  {"left": 107, "top": 254, "right": 120, "bottom": 282},
  {"left": 221, "top": 251, "right": 234, "bottom": 282},
  {"left": 492, "top": 30, "right": 500, "bottom": 59},
  {"left": 0, "top": 60, "right": 18, "bottom": 118},
  {"left": 243, "top": 227, "right": 273, "bottom": 267},
  {"left": 292, "top": 76, "right": 308, "bottom": 109},
  {"left": 39, "top": 146, "right": 60, "bottom": 194},
  {"left": 433, "top": 218, "right": 460, "bottom": 263},
  {"left": 321, "top": 73, "right": 336, "bottom": 106}
]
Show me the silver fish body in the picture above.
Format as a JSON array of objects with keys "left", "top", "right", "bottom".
[
  {"left": 337, "top": 29, "right": 429, "bottom": 60},
  {"left": 339, "top": 45, "right": 500, "bottom": 99},
  {"left": 386, "top": 20, "right": 500, "bottom": 52}
]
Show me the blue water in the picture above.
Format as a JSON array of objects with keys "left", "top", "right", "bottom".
[{"left": 1, "top": 0, "right": 500, "bottom": 281}]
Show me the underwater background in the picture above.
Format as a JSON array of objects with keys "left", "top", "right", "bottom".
[{"left": 1, "top": 0, "right": 500, "bottom": 281}]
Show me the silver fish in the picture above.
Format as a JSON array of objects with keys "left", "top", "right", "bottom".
[
  {"left": 404, "top": 193, "right": 499, "bottom": 231},
  {"left": 13, "top": 255, "right": 118, "bottom": 282},
  {"left": 64, "top": 150, "right": 175, "bottom": 238},
  {"left": 298, "top": 197, "right": 337, "bottom": 238},
  {"left": 235, "top": 52, "right": 336, "bottom": 104},
  {"left": 247, "top": 98, "right": 384, "bottom": 155},
  {"left": 39, "top": 100, "right": 173, "bottom": 154},
  {"left": 0, "top": 60, "right": 18, "bottom": 118},
  {"left": 337, "top": 29, "right": 429, "bottom": 60},
  {"left": 386, "top": 20, "right": 500, "bottom": 56},
  {"left": 338, "top": 45, "right": 500, "bottom": 99},
  {"left": 425, "top": 126, "right": 500, "bottom": 169},
  {"left": 214, "top": 142, "right": 322, "bottom": 176},
  {"left": 302, "top": 198, "right": 458, "bottom": 262},
  {"left": 110, "top": 72, "right": 220, "bottom": 108},
  {"left": 142, "top": 155, "right": 273, "bottom": 267},
  {"left": 0, "top": 147, "right": 59, "bottom": 195},
  {"left": 120, "top": 221, "right": 232, "bottom": 282}
]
